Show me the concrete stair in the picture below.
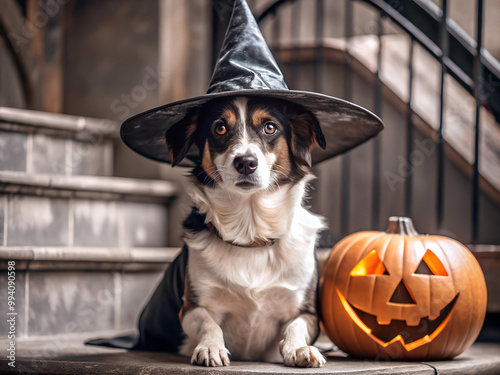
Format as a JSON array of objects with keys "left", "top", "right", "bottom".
[
  {"left": 0, "top": 336, "right": 499, "bottom": 374},
  {"left": 0, "top": 107, "right": 177, "bottom": 345}
]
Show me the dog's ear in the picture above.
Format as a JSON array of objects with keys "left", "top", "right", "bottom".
[
  {"left": 290, "top": 110, "right": 326, "bottom": 167},
  {"left": 166, "top": 111, "right": 198, "bottom": 167}
]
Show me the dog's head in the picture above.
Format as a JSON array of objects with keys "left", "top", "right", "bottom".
[{"left": 166, "top": 96, "right": 326, "bottom": 192}]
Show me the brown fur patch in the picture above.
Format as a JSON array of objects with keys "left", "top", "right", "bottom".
[
  {"left": 186, "top": 123, "right": 197, "bottom": 138},
  {"left": 272, "top": 137, "right": 291, "bottom": 179},
  {"left": 201, "top": 140, "right": 216, "bottom": 176},
  {"left": 221, "top": 108, "right": 237, "bottom": 127},
  {"left": 179, "top": 269, "right": 197, "bottom": 322},
  {"left": 251, "top": 108, "right": 272, "bottom": 126},
  {"left": 169, "top": 148, "right": 175, "bottom": 163}
]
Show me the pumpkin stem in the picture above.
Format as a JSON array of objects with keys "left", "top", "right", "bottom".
[{"left": 385, "top": 216, "right": 420, "bottom": 236}]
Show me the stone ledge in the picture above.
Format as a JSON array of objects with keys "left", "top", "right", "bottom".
[
  {"left": 0, "top": 107, "right": 120, "bottom": 138},
  {"left": 0, "top": 171, "right": 177, "bottom": 202},
  {"left": 0, "top": 247, "right": 180, "bottom": 270},
  {"left": 1, "top": 335, "right": 499, "bottom": 375}
]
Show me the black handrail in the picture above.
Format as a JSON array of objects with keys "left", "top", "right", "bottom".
[
  {"left": 254, "top": 0, "right": 499, "bottom": 244},
  {"left": 472, "top": 0, "right": 484, "bottom": 243},
  {"left": 256, "top": 0, "right": 500, "bottom": 125}
]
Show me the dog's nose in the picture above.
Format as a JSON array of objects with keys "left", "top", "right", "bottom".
[{"left": 234, "top": 154, "right": 258, "bottom": 175}]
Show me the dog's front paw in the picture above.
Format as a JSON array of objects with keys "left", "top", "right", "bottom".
[
  {"left": 280, "top": 340, "right": 326, "bottom": 368},
  {"left": 191, "top": 343, "right": 231, "bottom": 367},
  {"left": 295, "top": 346, "right": 326, "bottom": 367}
]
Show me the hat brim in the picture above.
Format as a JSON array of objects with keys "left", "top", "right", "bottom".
[{"left": 120, "top": 89, "right": 383, "bottom": 166}]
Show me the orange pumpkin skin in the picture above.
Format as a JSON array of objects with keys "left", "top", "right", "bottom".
[{"left": 320, "top": 217, "right": 487, "bottom": 360}]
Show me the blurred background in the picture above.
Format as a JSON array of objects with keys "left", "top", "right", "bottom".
[{"left": 0, "top": 0, "right": 499, "bottom": 352}]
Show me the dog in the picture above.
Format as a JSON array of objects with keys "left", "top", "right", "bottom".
[{"left": 165, "top": 95, "right": 328, "bottom": 368}]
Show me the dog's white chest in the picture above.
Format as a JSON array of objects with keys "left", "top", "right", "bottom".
[
  {"left": 186, "top": 234, "right": 317, "bottom": 361},
  {"left": 214, "top": 284, "right": 301, "bottom": 361},
  {"left": 180, "top": 184, "right": 325, "bottom": 362}
]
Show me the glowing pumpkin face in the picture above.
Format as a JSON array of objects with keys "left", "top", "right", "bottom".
[{"left": 320, "top": 217, "right": 487, "bottom": 360}]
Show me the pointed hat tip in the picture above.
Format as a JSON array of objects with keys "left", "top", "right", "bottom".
[{"left": 208, "top": 0, "right": 288, "bottom": 94}]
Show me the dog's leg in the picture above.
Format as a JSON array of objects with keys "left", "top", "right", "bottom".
[
  {"left": 181, "top": 306, "right": 231, "bottom": 367},
  {"left": 279, "top": 313, "right": 326, "bottom": 367},
  {"left": 280, "top": 258, "right": 326, "bottom": 368},
  {"left": 180, "top": 269, "right": 230, "bottom": 367}
]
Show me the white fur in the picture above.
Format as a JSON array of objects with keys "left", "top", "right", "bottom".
[
  {"left": 280, "top": 317, "right": 327, "bottom": 367},
  {"left": 180, "top": 176, "right": 326, "bottom": 363},
  {"left": 179, "top": 97, "right": 326, "bottom": 367},
  {"left": 213, "top": 97, "right": 274, "bottom": 193},
  {"left": 182, "top": 307, "right": 231, "bottom": 366},
  {"left": 234, "top": 97, "right": 248, "bottom": 140}
]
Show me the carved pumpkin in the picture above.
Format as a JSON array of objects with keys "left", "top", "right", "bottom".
[{"left": 320, "top": 217, "right": 487, "bottom": 360}]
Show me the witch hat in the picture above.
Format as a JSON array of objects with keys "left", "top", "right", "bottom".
[{"left": 120, "top": 0, "right": 383, "bottom": 166}]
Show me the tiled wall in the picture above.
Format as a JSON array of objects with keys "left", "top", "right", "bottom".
[
  {"left": 122, "top": 202, "right": 171, "bottom": 248},
  {"left": 0, "top": 269, "right": 165, "bottom": 340},
  {"left": 73, "top": 201, "right": 120, "bottom": 247},
  {"left": 7, "top": 196, "right": 69, "bottom": 246},
  {"left": 1, "top": 195, "right": 168, "bottom": 248},
  {"left": 0, "top": 131, "right": 27, "bottom": 172},
  {"left": 0, "top": 130, "right": 113, "bottom": 176},
  {"left": 0, "top": 271, "right": 26, "bottom": 339},
  {"left": 0, "top": 198, "right": 4, "bottom": 246}
]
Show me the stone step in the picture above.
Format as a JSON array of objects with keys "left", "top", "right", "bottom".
[
  {"left": 0, "top": 171, "right": 176, "bottom": 201},
  {"left": 0, "top": 107, "right": 119, "bottom": 138},
  {"left": 0, "top": 195, "right": 172, "bottom": 249},
  {"left": 0, "top": 335, "right": 499, "bottom": 374},
  {"left": 0, "top": 107, "right": 119, "bottom": 177},
  {"left": 0, "top": 246, "right": 179, "bottom": 269},
  {"left": 0, "top": 247, "right": 180, "bottom": 341},
  {"left": 0, "top": 171, "right": 177, "bottom": 249}
]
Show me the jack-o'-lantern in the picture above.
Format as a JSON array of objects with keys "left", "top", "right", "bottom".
[{"left": 320, "top": 217, "right": 487, "bottom": 360}]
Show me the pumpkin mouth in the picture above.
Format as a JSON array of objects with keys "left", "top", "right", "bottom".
[{"left": 337, "top": 289, "right": 459, "bottom": 351}]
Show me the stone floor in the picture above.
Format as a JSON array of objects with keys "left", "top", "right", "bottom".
[{"left": 1, "top": 335, "right": 499, "bottom": 374}]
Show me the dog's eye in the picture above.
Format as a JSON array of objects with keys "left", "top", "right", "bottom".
[
  {"left": 264, "top": 123, "right": 277, "bottom": 135},
  {"left": 214, "top": 122, "right": 227, "bottom": 136}
]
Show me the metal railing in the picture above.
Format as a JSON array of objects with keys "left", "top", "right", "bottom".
[{"left": 249, "top": 0, "right": 500, "bottom": 245}]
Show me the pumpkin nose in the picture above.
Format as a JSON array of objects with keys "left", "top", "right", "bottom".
[{"left": 389, "top": 280, "right": 416, "bottom": 305}]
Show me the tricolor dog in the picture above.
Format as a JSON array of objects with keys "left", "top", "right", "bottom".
[
  {"left": 166, "top": 96, "right": 327, "bottom": 367},
  {"left": 95, "top": 0, "right": 382, "bottom": 366}
]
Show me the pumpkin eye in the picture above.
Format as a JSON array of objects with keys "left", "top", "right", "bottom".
[
  {"left": 414, "top": 249, "right": 448, "bottom": 276},
  {"left": 350, "top": 250, "right": 389, "bottom": 276},
  {"left": 264, "top": 122, "right": 277, "bottom": 135},
  {"left": 214, "top": 121, "right": 227, "bottom": 136}
]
